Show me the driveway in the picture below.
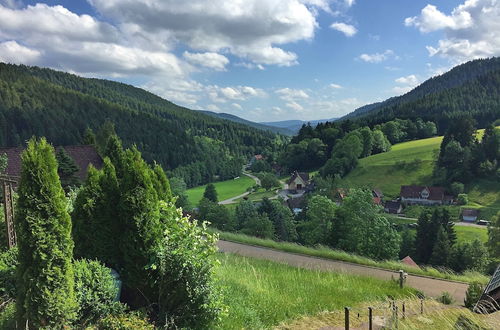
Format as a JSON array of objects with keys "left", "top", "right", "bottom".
[{"left": 218, "top": 240, "right": 470, "bottom": 304}]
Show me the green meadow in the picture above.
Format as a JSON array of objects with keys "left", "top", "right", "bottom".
[
  {"left": 186, "top": 175, "right": 255, "bottom": 206},
  {"left": 345, "top": 128, "right": 500, "bottom": 220},
  {"left": 216, "top": 253, "right": 416, "bottom": 329}
]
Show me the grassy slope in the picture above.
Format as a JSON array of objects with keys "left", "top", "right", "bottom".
[
  {"left": 345, "top": 128, "right": 500, "bottom": 220},
  {"left": 216, "top": 253, "right": 415, "bottom": 329},
  {"left": 215, "top": 231, "right": 489, "bottom": 284},
  {"left": 186, "top": 175, "right": 255, "bottom": 206}
]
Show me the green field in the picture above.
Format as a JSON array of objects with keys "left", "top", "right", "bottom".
[
  {"left": 216, "top": 253, "right": 415, "bottom": 329},
  {"left": 345, "top": 129, "right": 500, "bottom": 220},
  {"left": 186, "top": 175, "right": 255, "bottom": 206},
  {"left": 215, "top": 231, "right": 489, "bottom": 284}
]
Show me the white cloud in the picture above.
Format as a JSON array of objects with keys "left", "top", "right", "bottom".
[
  {"left": 275, "top": 87, "right": 310, "bottom": 101},
  {"left": 357, "top": 49, "right": 395, "bottom": 63},
  {"left": 392, "top": 74, "right": 419, "bottom": 95},
  {"left": 89, "top": 0, "right": 325, "bottom": 67},
  {"left": 183, "top": 51, "right": 229, "bottom": 71},
  {"left": 344, "top": 0, "right": 355, "bottom": 7},
  {"left": 286, "top": 101, "right": 304, "bottom": 112},
  {"left": 406, "top": 0, "right": 500, "bottom": 62},
  {"left": 330, "top": 83, "right": 342, "bottom": 89},
  {"left": 206, "top": 85, "right": 267, "bottom": 103},
  {"left": 232, "top": 103, "right": 243, "bottom": 110},
  {"left": 330, "top": 22, "right": 357, "bottom": 37},
  {"left": 395, "top": 74, "right": 419, "bottom": 86},
  {"left": 0, "top": 40, "right": 40, "bottom": 64},
  {"left": 206, "top": 104, "right": 221, "bottom": 112}
]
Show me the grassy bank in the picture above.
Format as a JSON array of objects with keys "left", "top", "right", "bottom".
[
  {"left": 215, "top": 254, "right": 416, "bottom": 329},
  {"left": 215, "top": 231, "right": 489, "bottom": 284},
  {"left": 186, "top": 175, "right": 255, "bottom": 206}
]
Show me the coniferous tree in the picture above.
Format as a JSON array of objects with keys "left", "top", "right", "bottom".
[
  {"left": 203, "top": 183, "right": 218, "bottom": 203},
  {"left": 152, "top": 163, "right": 172, "bottom": 201},
  {"left": 268, "top": 200, "right": 297, "bottom": 242},
  {"left": 56, "top": 147, "right": 80, "bottom": 189},
  {"left": 83, "top": 127, "right": 96, "bottom": 145},
  {"left": 414, "top": 210, "right": 433, "bottom": 263},
  {"left": 15, "top": 138, "right": 77, "bottom": 327},
  {"left": 429, "top": 226, "right": 451, "bottom": 267},
  {"left": 487, "top": 211, "right": 500, "bottom": 259}
]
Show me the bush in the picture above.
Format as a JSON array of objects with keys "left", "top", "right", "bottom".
[
  {"left": 74, "top": 259, "right": 124, "bottom": 325},
  {"left": 450, "top": 182, "right": 464, "bottom": 195},
  {"left": 464, "top": 282, "right": 484, "bottom": 310},
  {"left": 95, "top": 311, "right": 153, "bottom": 329},
  {"left": 0, "top": 301, "right": 15, "bottom": 329},
  {"left": 0, "top": 248, "right": 18, "bottom": 299},
  {"left": 457, "top": 193, "right": 468, "bottom": 205},
  {"left": 437, "top": 291, "right": 454, "bottom": 305},
  {"left": 148, "top": 201, "right": 224, "bottom": 328}
]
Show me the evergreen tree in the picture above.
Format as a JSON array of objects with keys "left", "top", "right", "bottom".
[
  {"left": 56, "top": 147, "right": 80, "bottom": 189},
  {"left": 269, "top": 200, "right": 297, "bottom": 242},
  {"left": 487, "top": 211, "right": 500, "bottom": 259},
  {"left": 235, "top": 199, "right": 258, "bottom": 230},
  {"left": 429, "top": 226, "right": 451, "bottom": 267},
  {"left": 152, "top": 163, "right": 172, "bottom": 201},
  {"left": 414, "top": 210, "right": 433, "bottom": 263},
  {"left": 15, "top": 138, "right": 77, "bottom": 327},
  {"left": 241, "top": 214, "right": 274, "bottom": 239},
  {"left": 170, "top": 177, "right": 190, "bottom": 209},
  {"left": 203, "top": 183, "right": 218, "bottom": 203},
  {"left": 399, "top": 229, "right": 416, "bottom": 259},
  {"left": 83, "top": 127, "right": 96, "bottom": 145}
]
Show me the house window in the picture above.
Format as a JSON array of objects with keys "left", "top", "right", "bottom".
[{"left": 297, "top": 184, "right": 302, "bottom": 190}]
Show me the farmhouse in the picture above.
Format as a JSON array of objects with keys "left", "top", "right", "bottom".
[
  {"left": 287, "top": 171, "right": 310, "bottom": 192},
  {"left": 461, "top": 209, "right": 479, "bottom": 222},
  {"left": 385, "top": 200, "right": 403, "bottom": 214},
  {"left": 249, "top": 154, "right": 264, "bottom": 165},
  {"left": 0, "top": 145, "right": 103, "bottom": 183},
  {"left": 399, "top": 185, "right": 452, "bottom": 206},
  {"left": 372, "top": 189, "right": 383, "bottom": 205}
]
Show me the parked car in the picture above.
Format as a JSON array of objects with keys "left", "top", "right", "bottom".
[{"left": 477, "top": 220, "right": 490, "bottom": 226}]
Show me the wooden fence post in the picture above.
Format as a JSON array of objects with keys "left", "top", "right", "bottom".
[
  {"left": 344, "top": 307, "right": 350, "bottom": 330},
  {"left": 420, "top": 298, "right": 424, "bottom": 314},
  {"left": 402, "top": 302, "right": 406, "bottom": 319},
  {"left": 368, "top": 307, "right": 373, "bottom": 330}
]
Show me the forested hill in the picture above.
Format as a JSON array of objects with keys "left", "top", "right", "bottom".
[
  {"left": 342, "top": 57, "right": 500, "bottom": 131},
  {"left": 0, "top": 63, "right": 283, "bottom": 186}
]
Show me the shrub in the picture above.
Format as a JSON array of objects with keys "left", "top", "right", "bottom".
[
  {"left": 437, "top": 291, "right": 454, "bottom": 305},
  {"left": 450, "top": 182, "right": 464, "bottom": 196},
  {"left": 95, "top": 311, "right": 154, "bottom": 329},
  {"left": 0, "top": 301, "right": 15, "bottom": 329},
  {"left": 149, "top": 201, "right": 224, "bottom": 328},
  {"left": 464, "top": 282, "right": 484, "bottom": 310},
  {"left": 0, "top": 248, "right": 18, "bottom": 299},
  {"left": 457, "top": 193, "right": 468, "bottom": 205},
  {"left": 74, "top": 259, "right": 124, "bottom": 325}
]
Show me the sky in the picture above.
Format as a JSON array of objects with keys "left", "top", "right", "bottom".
[{"left": 0, "top": 0, "right": 499, "bottom": 122}]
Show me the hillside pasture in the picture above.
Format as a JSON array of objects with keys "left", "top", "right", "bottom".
[
  {"left": 186, "top": 175, "right": 255, "bottom": 206},
  {"left": 216, "top": 253, "right": 415, "bottom": 329}
]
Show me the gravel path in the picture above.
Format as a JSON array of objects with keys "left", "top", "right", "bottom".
[{"left": 218, "top": 240, "right": 469, "bottom": 304}]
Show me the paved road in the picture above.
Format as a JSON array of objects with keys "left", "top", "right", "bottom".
[
  {"left": 218, "top": 240, "right": 469, "bottom": 304},
  {"left": 394, "top": 216, "right": 487, "bottom": 229},
  {"left": 218, "top": 172, "right": 260, "bottom": 205}
]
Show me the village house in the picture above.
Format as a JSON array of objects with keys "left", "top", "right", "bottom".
[
  {"left": 461, "top": 209, "right": 479, "bottom": 222},
  {"left": 286, "top": 195, "right": 306, "bottom": 215},
  {"left": 287, "top": 171, "right": 310, "bottom": 193},
  {"left": 399, "top": 185, "right": 453, "bottom": 206},
  {"left": 335, "top": 188, "right": 384, "bottom": 206},
  {"left": 0, "top": 145, "right": 103, "bottom": 184},
  {"left": 476, "top": 264, "right": 500, "bottom": 313},
  {"left": 249, "top": 154, "right": 264, "bottom": 165},
  {"left": 385, "top": 200, "right": 403, "bottom": 214},
  {"left": 372, "top": 189, "right": 383, "bottom": 206}
]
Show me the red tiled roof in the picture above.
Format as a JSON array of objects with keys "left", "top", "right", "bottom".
[
  {"left": 400, "top": 185, "right": 445, "bottom": 201},
  {"left": 401, "top": 256, "right": 419, "bottom": 268},
  {"left": 0, "top": 145, "right": 103, "bottom": 181}
]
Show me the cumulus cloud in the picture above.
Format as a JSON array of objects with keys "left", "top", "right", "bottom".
[
  {"left": 286, "top": 101, "right": 305, "bottom": 112},
  {"left": 392, "top": 74, "right": 419, "bottom": 95},
  {"left": 330, "top": 83, "right": 342, "bottom": 89},
  {"left": 357, "top": 50, "right": 395, "bottom": 63},
  {"left": 0, "top": 40, "right": 40, "bottom": 64},
  {"left": 275, "top": 87, "right": 310, "bottom": 101},
  {"left": 206, "top": 85, "right": 267, "bottom": 103},
  {"left": 405, "top": 0, "right": 500, "bottom": 62},
  {"left": 183, "top": 51, "right": 229, "bottom": 71},
  {"left": 89, "top": 0, "right": 324, "bottom": 67},
  {"left": 330, "top": 22, "right": 357, "bottom": 37},
  {"left": 232, "top": 103, "right": 243, "bottom": 110}
]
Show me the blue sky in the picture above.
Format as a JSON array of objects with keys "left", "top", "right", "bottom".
[{"left": 0, "top": 0, "right": 498, "bottom": 122}]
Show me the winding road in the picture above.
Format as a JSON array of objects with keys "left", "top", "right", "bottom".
[{"left": 218, "top": 240, "right": 470, "bottom": 304}]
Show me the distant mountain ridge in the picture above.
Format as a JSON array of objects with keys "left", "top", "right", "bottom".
[
  {"left": 200, "top": 111, "right": 295, "bottom": 135},
  {"left": 341, "top": 57, "right": 500, "bottom": 130},
  {"left": 261, "top": 118, "right": 337, "bottom": 133}
]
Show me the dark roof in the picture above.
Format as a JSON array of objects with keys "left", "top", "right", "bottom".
[
  {"left": 0, "top": 145, "right": 103, "bottom": 182},
  {"left": 287, "top": 171, "right": 310, "bottom": 185},
  {"left": 400, "top": 185, "right": 445, "bottom": 201},
  {"left": 485, "top": 264, "right": 500, "bottom": 295},
  {"left": 462, "top": 209, "right": 479, "bottom": 217},
  {"left": 287, "top": 196, "right": 306, "bottom": 210},
  {"left": 385, "top": 200, "right": 401, "bottom": 210}
]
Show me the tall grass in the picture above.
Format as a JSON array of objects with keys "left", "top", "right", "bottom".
[
  {"left": 215, "top": 231, "right": 489, "bottom": 284},
  {"left": 215, "top": 254, "right": 416, "bottom": 329}
]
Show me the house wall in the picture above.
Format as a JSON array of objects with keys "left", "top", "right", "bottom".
[
  {"left": 401, "top": 197, "right": 443, "bottom": 206},
  {"left": 289, "top": 177, "right": 306, "bottom": 191},
  {"left": 462, "top": 216, "right": 477, "bottom": 222}
]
